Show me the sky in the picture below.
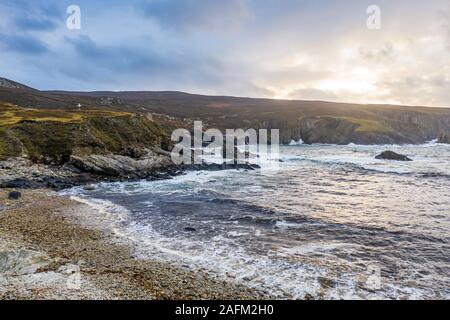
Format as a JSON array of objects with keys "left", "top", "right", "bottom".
[{"left": 0, "top": 0, "right": 449, "bottom": 107}]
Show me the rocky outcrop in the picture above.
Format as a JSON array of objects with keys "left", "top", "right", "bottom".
[
  {"left": 0, "top": 149, "right": 261, "bottom": 190},
  {"left": 0, "top": 151, "right": 177, "bottom": 189},
  {"left": 375, "top": 151, "right": 412, "bottom": 161},
  {"left": 69, "top": 153, "right": 175, "bottom": 179},
  {"left": 70, "top": 152, "right": 261, "bottom": 178},
  {"left": 0, "top": 158, "right": 80, "bottom": 189}
]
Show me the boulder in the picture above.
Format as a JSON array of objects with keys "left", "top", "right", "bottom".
[
  {"left": 375, "top": 151, "right": 412, "bottom": 161},
  {"left": 8, "top": 191, "right": 22, "bottom": 200}
]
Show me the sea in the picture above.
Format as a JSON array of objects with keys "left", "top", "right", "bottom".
[{"left": 62, "top": 141, "right": 450, "bottom": 299}]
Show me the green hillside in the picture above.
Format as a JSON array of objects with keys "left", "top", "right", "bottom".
[{"left": 0, "top": 103, "right": 170, "bottom": 163}]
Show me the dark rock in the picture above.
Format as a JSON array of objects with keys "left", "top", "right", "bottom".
[
  {"left": 439, "top": 134, "right": 450, "bottom": 144},
  {"left": 184, "top": 227, "right": 197, "bottom": 232},
  {"left": 375, "top": 150, "right": 412, "bottom": 161},
  {"left": 8, "top": 191, "right": 22, "bottom": 200},
  {"left": 318, "top": 277, "right": 336, "bottom": 288},
  {"left": 1, "top": 179, "right": 34, "bottom": 189}
]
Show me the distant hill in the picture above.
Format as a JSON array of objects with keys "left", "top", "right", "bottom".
[
  {"left": 0, "top": 77, "right": 36, "bottom": 91},
  {"left": 46, "top": 90, "right": 450, "bottom": 145},
  {"left": 0, "top": 78, "right": 449, "bottom": 145}
]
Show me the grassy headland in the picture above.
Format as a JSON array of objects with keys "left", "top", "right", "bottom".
[{"left": 0, "top": 103, "right": 170, "bottom": 163}]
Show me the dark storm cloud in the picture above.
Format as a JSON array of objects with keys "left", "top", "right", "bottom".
[
  {"left": 3, "top": 1, "right": 62, "bottom": 32},
  {"left": 65, "top": 35, "right": 173, "bottom": 73},
  {"left": 62, "top": 34, "right": 225, "bottom": 88},
  {"left": 0, "top": 1, "right": 58, "bottom": 54}
]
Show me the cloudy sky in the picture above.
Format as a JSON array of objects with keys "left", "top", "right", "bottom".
[{"left": 1, "top": 0, "right": 449, "bottom": 107}]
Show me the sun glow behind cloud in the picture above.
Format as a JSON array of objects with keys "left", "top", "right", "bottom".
[{"left": 262, "top": 12, "right": 450, "bottom": 107}]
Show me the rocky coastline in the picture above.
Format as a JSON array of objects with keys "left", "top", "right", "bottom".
[{"left": 0, "top": 147, "right": 261, "bottom": 190}]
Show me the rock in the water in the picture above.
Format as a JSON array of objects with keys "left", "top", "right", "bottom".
[
  {"left": 8, "top": 191, "right": 22, "bottom": 200},
  {"left": 83, "top": 184, "right": 96, "bottom": 191},
  {"left": 184, "top": 227, "right": 197, "bottom": 232},
  {"left": 375, "top": 151, "right": 412, "bottom": 161}
]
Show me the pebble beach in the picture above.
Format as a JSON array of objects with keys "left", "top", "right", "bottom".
[{"left": 0, "top": 189, "right": 264, "bottom": 300}]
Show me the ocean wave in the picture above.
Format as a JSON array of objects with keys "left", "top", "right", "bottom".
[
  {"left": 347, "top": 139, "right": 449, "bottom": 148},
  {"left": 280, "top": 151, "right": 450, "bottom": 177},
  {"left": 59, "top": 189, "right": 132, "bottom": 240},
  {"left": 283, "top": 139, "right": 449, "bottom": 148},
  {"left": 289, "top": 157, "right": 415, "bottom": 175}
]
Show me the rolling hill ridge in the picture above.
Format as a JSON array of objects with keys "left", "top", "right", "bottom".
[{"left": 1, "top": 77, "right": 450, "bottom": 146}]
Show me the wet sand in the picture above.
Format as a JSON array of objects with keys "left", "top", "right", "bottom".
[{"left": 0, "top": 189, "right": 264, "bottom": 300}]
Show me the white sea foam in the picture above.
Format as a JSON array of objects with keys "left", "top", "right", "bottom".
[
  {"left": 59, "top": 188, "right": 134, "bottom": 241},
  {"left": 289, "top": 139, "right": 304, "bottom": 146},
  {"left": 123, "top": 221, "right": 329, "bottom": 299},
  {"left": 346, "top": 138, "right": 448, "bottom": 148}
]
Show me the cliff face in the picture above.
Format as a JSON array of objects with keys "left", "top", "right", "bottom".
[
  {"left": 199, "top": 108, "right": 450, "bottom": 145},
  {"left": 279, "top": 110, "right": 450, "bottom": 145}
]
